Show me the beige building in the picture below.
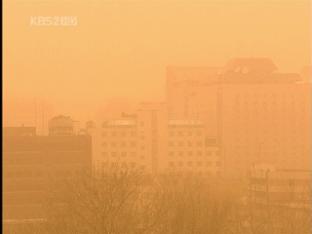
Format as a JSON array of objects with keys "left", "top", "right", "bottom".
[
  {"left": 93, "top": 102, "right": 221, "bottom": 177},
  {"left": 249, "top": 164, "right": 311, "bottom": 209},
  {"left": 93, "top": 102, "right": 167, "bottom": 175},
  {"left": 166, "top": 58, "right": 311, "bottom": 178},
  {"left": 165, "top": 120, "right": 220, "bottom": 177}
]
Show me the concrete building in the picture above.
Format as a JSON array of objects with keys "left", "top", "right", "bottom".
[
  {"left": 165, "top": 120, "right": 220, "bottom": 177},
  {"left": 93, "top": 102, "right": 221, "bottom": 177},
  {"left": 249, "top": 164, "right": 311, "bottom": 209},
  {"left": 48, "top": 115, "right": 74, "bottom": 136},
  {"left": 166, "top": 58, "right": 312, "bottom": 178},
  {"left": 166, "top": 66, "right": 222, "bottom": 138},
  {"left": 93, "top": 102, "right": 167, "bottom": 175},
  {"left": 221, "top": 58, "right": 311, "bottom": 177},
  {"left": 3, "top": 122, "right": 92, "bottom": 223}
]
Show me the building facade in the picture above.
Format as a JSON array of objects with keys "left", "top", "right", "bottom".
[
  {"left": 93, "top": 102, "right": 221, "bottom": 177},
  {"left": 3, "top": 123, "right": 92, "bottom": 223},
  {"left": 166, "top": 58, "right": 312, "bottom": 178}
]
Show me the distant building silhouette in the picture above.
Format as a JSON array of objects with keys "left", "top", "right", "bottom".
[
  {"left": 249, "top": 164, "right": 311, "bottom": 209},
  {"left": 3, "top": 126, "right": 36, "bottom": 137},
  {"left": 3, "top": 122, "right": 92, "bottom": 223},
  {"left": 92, "top": 102, "right": 221, "bottom": 177},
  {"left": 48, "top": 115, "right": 74, "bottom": 136},
  {"left": 167, "top": 58, "right": 311, "bottom": 178}
]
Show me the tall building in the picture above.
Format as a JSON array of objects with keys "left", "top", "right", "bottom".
[
  {"left": 166, "top": 66, "right": 222, "bottom": 138},
  {"left": 221, "top": 58, "right": 311, "bottom": 177},
  {"left": 167, "top": 58, "right": 312, "bottom": 178},
  {"left": 93, "top": 102, "right": 167, "bottom": 175},
  {"left": 249, "top": 165, "right": 311, "bottom": 209},
  {"left": 48, "top": 115, "right": 74, "bottom": 136},
  {"left": 165, "top": 120, "right": 220, "bottom": 177},
  {"left": 93, "top": 102, "right": 221, "bottom": 177},
  {"left": 3, "top": 120, "right": 92, "bottom": 224}
]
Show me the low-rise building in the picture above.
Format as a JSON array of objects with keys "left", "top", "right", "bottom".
[{"left": 3, "top": 120, "right": 92, "bottom": 223}]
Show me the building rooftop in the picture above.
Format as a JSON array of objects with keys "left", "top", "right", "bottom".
[
  {"left": 224, "top": 57, "right": 277, "bottom": 74},
  {"left": 102, "top": 119, "right": 137, "bottom": 127},
  {"left": 3, "top": 127, "right": 36, "bottom": 137},
  {"left": 168, "top": 119, "right": 203, "bottom": 127}
]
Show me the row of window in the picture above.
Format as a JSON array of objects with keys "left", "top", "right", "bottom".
[
  {"left": 169, "top": 141, "right": 204, "bottom": 147},
  {"left": 169, "top": 161, "right": 221, "bottom": 167},
  {"left": 102, "top": 131, "right": 137, "bottom": 137},
  {"left": 101, "top": 162, "right": 145, "bottom": 170},
  {"left": 102, "top": 152, "right": 144, "bottom": 158},
  {"left": 169, "top": 131, "right": 203, "bottom": 137},
  {"left": 169, "top": 151, "right": 218, "bottom": 157},
  {"left": 167, "top": 170, "right": 220, "bottom": 176},
  {"left": 102, "top": 142, "right": 137, "bottom": 147}
]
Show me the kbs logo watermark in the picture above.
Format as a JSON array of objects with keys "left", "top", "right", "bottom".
[{"left": 30, "top": 16, "right": 78, "bottom": 26}]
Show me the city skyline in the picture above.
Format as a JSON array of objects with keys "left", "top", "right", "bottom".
[
  {"left": 3, "top": 0, "right": 312, "bottom": 233},
  {"left": 4, "top": 0, "right": 311, "bottom": 122},
  {"left": 4, "top": 57, "right": 311, "bottom": 127}
]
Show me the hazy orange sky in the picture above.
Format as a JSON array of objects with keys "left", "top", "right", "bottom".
[{"left": 3, "top": 0, "right": 311, "bottom": 122}]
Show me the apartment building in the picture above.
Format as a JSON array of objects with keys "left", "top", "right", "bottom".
[
  {"left": 166, "top": 58, "right": 311, "bottom": 178},
  {"left": 3, "top": 117, "right": 92, "bottom": 223},
  {"left": 165, "top": 120, "right": 220, "bottom": 177},
  {"left": 93, "top": 103, "right": 221, "bottom": 177},
  {"left": 249, "top": 164, "right": 311, "bottom": 209}
]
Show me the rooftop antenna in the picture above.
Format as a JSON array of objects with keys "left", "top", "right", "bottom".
[
  {"left": 34, "top": 98, "right": 37, "bottom": 134},
  {"left": 41, "top": 101, "right": 45, "bottom": 135}
]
